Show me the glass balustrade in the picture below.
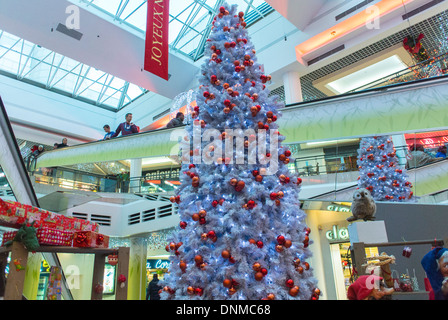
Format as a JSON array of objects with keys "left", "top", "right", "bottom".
[{"left": 21, "top": 127, "right": 448, "bottom": 206}]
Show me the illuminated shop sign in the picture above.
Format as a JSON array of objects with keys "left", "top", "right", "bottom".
[
  {"left": 147, "top": 259, "right": 170, "bottom": 269},
  {"left": 327, "top": 205, "right": 351, "bottom": 213},
  {"left": 326, "top": 225, "right": 349, "bottom": 242}
]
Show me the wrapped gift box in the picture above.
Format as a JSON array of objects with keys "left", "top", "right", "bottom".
[
  {"left": 0, "top": 198, "right": 99, "bottom": 232},
  {"left": 1, "top": 230, "right": 16, "bottom": 246},
  {"left": 2, "top": 227, "right": 73, "bottom": 247},
  {"left": 73, "top": 231, "right": 109, "bottom": 248},
  {"left": 47, "top": 266, "right": 62, "bottom": 300},
  {"left": 36, "top": 228, "right": 73, "bottom": 246}
]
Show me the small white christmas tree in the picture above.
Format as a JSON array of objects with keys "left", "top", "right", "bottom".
[
  {"left": 357, "top": 136, "right": 414, "bottom": 201},
  {"left": 160, "top": 2, "right": 320, "bottom": 300}
]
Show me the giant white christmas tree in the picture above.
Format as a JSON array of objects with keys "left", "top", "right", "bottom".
[
  {"left": 357, "top": 136, "right": 414, "bottom": 201},
  {"left": 160, "top": 3, "right": 320, "bottom": 300}
]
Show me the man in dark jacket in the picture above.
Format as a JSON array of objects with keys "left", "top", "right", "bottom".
[
  {"left": 146, "top": 274, "right": 162, "bottom": 300},
  {"left": 166, "top": 112, "right": 184, "bottom": 128}
]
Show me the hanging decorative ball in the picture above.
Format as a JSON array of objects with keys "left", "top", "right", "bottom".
[
  {"left": 199, "top": 210, "right": 207, "bottom": 218},
  {"left": 192, "top": 176, "right": 200, "bottom": 187},
  {"left": 285, "top": 279, "right": 294, "bottom": 288},
  {"left": 192, "top": 213, "right": 200, "bottom": 221},
  {"left": 179, "top": 221, "right": 187, "bottom": 229},
  {"left": 277, "top": 235, "right": 286, "bottom": 245},
  {"left": 207, "top": 230, "right": 216, "bottom": 239},
  {"left": 235, "top": 180, "right": 245, "bottom": 192},
  {"left": 187, "top": 286, "right": 195, "bottom": 295},
  {"left": 260, "top": 268, "right": 268, "bottom": 276},
  {"left": 267, "top": 293, "right": 275, "bottom": 300},
  {"left": 255, "top": 272, "right": 264, "bottom": 281},
  {"left": 275, "top": 245, "right": 284, "bottom": 252},
  {"left": 230, "top": 178, "right": 238, "bottom": 186},
  {"left": 222, "top": 250, "right": 231, "bottom": 259},
  {"left": 223, "top": 278, "right": 232, "bottom": 288},
  {"left": 194, "top": 255, "right": 203, "bottom": 265},
  {"left": 247, "top": 200, "right": 256, "bottom": 209},
  {"left": 289, "top": 286, "right": 300, "bottom": 297},
  {"left": 107, "top": 254, "right": 118, "bottom": 266},
  {"left": 179, "top": 260, "right": 187, "bottom": 271},
  {"left": 252, "top": 262, "right": 261, "bottom": 271},
  {"left": 284, "top": 240, "right": 292, "bottom": 248},
  {"left": 195, "top": 287, "right": 204, "bottom": 296},
  {"left": 256, "top": 240, "right": 264, "bottom": 248},
  {"left": 201, "top": 233, "right": 208, "bottom": 241}
]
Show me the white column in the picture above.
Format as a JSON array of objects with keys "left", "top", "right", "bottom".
[
  {"left": 282, "top": 71, "right": 303, "bottom": 105},
  {"left": 129, "top": 158, "right": 143, "bottom": 193}
]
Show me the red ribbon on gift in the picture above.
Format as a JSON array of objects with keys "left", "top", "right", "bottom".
[
  {"left": 96, "top": 234, "right": 104, "bottom": 245},
  {"left": 74, "top": 233, "right": 88, "bottom": 245}
]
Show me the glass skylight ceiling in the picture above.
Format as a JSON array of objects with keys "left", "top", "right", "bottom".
[
  {"left": 76, "top": 0, "right": 275, "bottom": 60},
  {"left": 0, "top": 30, "right": 147, "bottom": 111},
  {"left": 0, "top": 1, "right": 273, "bottom": 111}
]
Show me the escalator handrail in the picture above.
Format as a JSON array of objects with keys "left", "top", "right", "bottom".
[{"left": 0, "top": 96, "right": 39, "bottom": 206}]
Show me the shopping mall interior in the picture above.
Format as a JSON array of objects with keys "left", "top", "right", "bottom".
[{"left": 0, "top": 0, "right": 448, "bottom": 301}]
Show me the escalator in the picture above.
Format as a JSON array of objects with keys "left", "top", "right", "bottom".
[{"left": 0, "top": 96, "right": 73, "bottom": 300}]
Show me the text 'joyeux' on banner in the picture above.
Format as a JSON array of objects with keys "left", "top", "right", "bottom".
[{"left": 145, "top": 0, "right": 170, "bottom": 81}]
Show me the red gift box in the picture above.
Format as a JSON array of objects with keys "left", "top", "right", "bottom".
[
  {"left": 0, "top": 198, "right": 99, "bottom": 232},
  {"left": 1, "top": 231, "right": 17, "bottom": 246},
  {"left": 73, "top": 231, "right": 109, "bottom": 248},
  {"left": 2, "top": 227, "right": 73, "bottom": 247},
  {"left": 36, "top": 228, "right": 73, "bottom": 246}
]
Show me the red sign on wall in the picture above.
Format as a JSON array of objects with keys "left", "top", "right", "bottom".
[{"left": 145, "top": 0, "right": 170, "bottom": 80}]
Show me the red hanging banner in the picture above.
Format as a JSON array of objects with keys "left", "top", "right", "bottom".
[{"left": 144, "top": 0, "right": 170, "bottom": 80}]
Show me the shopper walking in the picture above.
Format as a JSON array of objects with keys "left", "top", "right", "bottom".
[{"left": 146, "top": 274, "right": 162, "bottom": 300}]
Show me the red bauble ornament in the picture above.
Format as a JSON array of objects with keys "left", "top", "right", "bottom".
[
  {"left": 270, "top": 192, "right": 278, "bottom": 200},
  {"left": 247, "top": 200, "right": 256, "bottom": 209},
  {"left": 289, "top": 286, "right": 300, "bottom": 297},
  {"left": 235, "top": 180, "right": 245, "bottom": 192},
  {"left": 179, "top": 221, "right": 187, "bottom": 229},
  {"left": 277, "top": 235, "right": 286, "bottom": 245},
  {"left": 223, "top": 279, "right": 232, "bottom": 288},
  {"left": 285, "top": 279, "right": 294, "bottom": 288},
  {"left": 252, "top": 262, "right": 261, "bottom": 271},
  {"left": 255, "top": 272, "right": 264, "bottom": 281},
  {"left": 221, "top": 250, "right": 230, "bottom": 259},
  {"left": 207, "top": 230, "right": 216, "bottom": 239},
  {"left": 260, "top": 268, "right": 268, "bottom": 276},
  {"left": 256, "top": 240, "right": 264, "bottom": 248}
]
